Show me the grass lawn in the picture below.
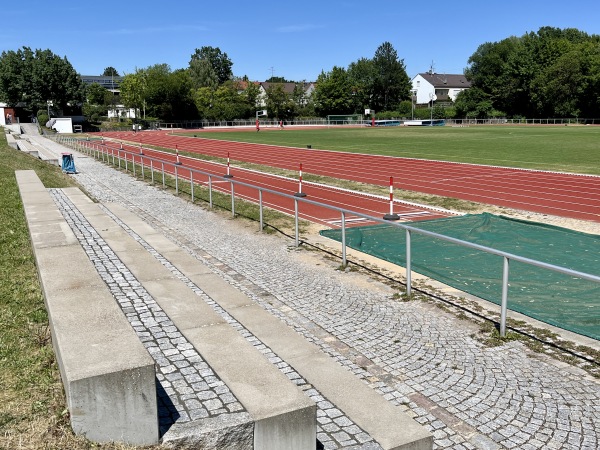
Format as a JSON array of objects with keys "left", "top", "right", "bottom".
[{"left": 185, "top": 125, "right": 600, "bottom": 175}]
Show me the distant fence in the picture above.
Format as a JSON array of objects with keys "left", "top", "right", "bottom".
[{"left": 149, "top": 117, "right": 600, "bottom": 129}]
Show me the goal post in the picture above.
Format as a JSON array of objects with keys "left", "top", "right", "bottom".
[{"left": 326, "top": 114, "right": 363, "bottom": 126}]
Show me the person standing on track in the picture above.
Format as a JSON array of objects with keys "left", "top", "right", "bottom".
[{"left": 256, "top": 119, "right": 260, "bottom": 132}]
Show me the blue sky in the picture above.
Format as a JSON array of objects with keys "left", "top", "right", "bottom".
[{"left": 2, "top": 1, "right": 600, "bottom": 81}]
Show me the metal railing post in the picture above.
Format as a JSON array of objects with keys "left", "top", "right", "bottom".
[
  {"left": 209, "top": 175, "right": 213, "bottom": 208},
  {"left": 259, "top": 189, "right": 264, "bottom": 231},
  {"left": 500, "top": 256, "right": 510, "bottom": 337},
  {"left": 294, "top": 198, "right": 299, "bottom": 247},
  {"left": 150, "top": 160, "right": 154, "bottom": 184},
  {"left": 230, "top": 181, "right": 235, "bottom": 217},
  {"left": 161, "top": 162, "right": 165, "bottom": 187},
  {"left": 175, "top": 165, "right": 179, "bottom": 194},
  {"left": 190, "top": 171, "right": 194, "bottom": 202},
  {"left": 406, "top": 229, "right": 412, "bottom": 296},
  {"left": 341, "top": 212, "right": 347, "bottom": 267}
]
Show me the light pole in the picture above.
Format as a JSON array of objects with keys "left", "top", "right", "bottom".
[{"left": 429, "top": 92, "right": 437, "bottom": 125}]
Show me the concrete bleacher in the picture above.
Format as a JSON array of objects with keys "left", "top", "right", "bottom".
[
  {"left": 16, "top": 170, "right": 159, "bottom": 445},
  {"left": 63, "top": 187, "right": 318, "bottom": 449},
  {"left": 5, "top": 132, "right": 18, "bottom": 149},
  {"left": 16, "top": 138, "right": 60, "bottom": 166},
  {"left": 16, "top": 171, "right": 319, "bottom": 449},
  {"left": 71, "top": 190, "right": 433, "bottom": 449},
  {"left": 16, "top": 164, "right": 432, "bottom": 449}
]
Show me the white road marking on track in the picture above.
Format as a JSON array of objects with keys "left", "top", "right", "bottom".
[
  {"left": 326, "top": 217, "right": 371, "bottom": 226},
  {"left": 395, "top": 211, "right": 431, "bottom": 217}
]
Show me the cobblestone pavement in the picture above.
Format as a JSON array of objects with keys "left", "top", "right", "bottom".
[
  {"left": 50, "top": 188, "right": 380, "bottom": 449},
  {"left": 62, "top": 148, "right": 600, "bottom": 450}
]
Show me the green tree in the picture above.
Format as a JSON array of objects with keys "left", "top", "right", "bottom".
[
  {"left": 265, "top": 83, "right": 293, "bottom": 120},
  {"left": 371, "top": 42, "right": 411, "bottom": 112},
  {"left": 313, "top": 67, "right": 353, "bottom": 116},
  {"left": 102, "top": 66, "right": 119, "bottom": 76},
  {"left": 120, "top": 68, "right": 148, "bottom": 118},
  {"left": 348, "top": 58, "right": 375, "bottom": 114},
  {"left": 192, "top": 81, "right": 248, "bottom": 121},
  {"left": 465, "top": 27, "right": 600, "bottom": 118},
  {"left": 241, "top": 79, "right": 261, "bottom": 114},
  {"left": 266, "top": 76, "right": 288, "bottom": 83},
  {"left": 454, "top": 87, "right": 495, "bottom": 118},
  {"left": 0, "top": 47, "right": 84, "bottom": 114},
  {"left": 191, "top": 86, "right": 216, "bottom": 120},
  {"left": 189, "top": 46, "right": 233, "bottom": 85},
  {"left": 86, "top": 83, "right": 111, "bottom": 105},
  {"left": 189, "top": 58, "right": 219, "bottom": 89}
]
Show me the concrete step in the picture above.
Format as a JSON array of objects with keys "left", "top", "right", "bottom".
[
  {"left": 57, "top": 188, "right": 317, "bottom": 450},
  {"left": 63, "top": 188, "right": 433, "bottom": 450},
  {"left": 16, "top": 138, "right": 60, "bottom": 165},
  {"left": 15, "top": 170, "right": 158, "bottom": 446}
]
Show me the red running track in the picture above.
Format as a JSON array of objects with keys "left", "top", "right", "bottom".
[
  {"left": 87, "top": 140, "right": 452, "bottom": 228},
  {"left": 98, "top": 130, "right": 600, "bottom": 223}
]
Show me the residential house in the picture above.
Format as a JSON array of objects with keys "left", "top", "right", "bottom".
[
  {"left": 256, "top": 82, "right": 315, "bottom": 108},
  {"left": 411, "top": 72, "right": 471, "bottom": 105}
]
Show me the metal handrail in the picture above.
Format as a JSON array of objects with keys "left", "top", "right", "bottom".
[{"left": 57, "top": 136, "right": 600, "bottom": 337}]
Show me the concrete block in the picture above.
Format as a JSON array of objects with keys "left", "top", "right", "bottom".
[{"left": 16, "top": 170, "right": 159, "bottom": 446}]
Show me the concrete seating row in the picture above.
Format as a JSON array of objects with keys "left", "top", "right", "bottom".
[
  {"left": 16, "top": 170, "right": 159, "bottom": 446},
  {"left": 66, "top": 188, "right": 433, "bottom": 450},
  {"left": 16, "top": 171, "right": 318, "bottom": 449},
  {"left": 5, "top": 131, "right": 18, "bottom": 149},
  {"left": 16, "top": 138, "right": 60, "bottom": 165},
  {"left": 17, "top": 167, "right": 432, "bottom": 449}
]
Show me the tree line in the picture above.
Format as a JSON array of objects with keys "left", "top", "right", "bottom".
[
  {"left": 1, "top": 27, "right": 599, "bottom": 124},
  {"left": 457, "top": 27, "right": 600, "bottom": 119}
]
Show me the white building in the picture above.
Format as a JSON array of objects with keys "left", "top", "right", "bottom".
[
  {"left": 108, "top": 105, "right": 137, "bottom": 119},
  {"left": 411, "top": 72, "right": 471, "bottom": 105}
]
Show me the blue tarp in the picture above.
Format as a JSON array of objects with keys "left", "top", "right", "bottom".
[{"left": 61, "top": 153, "right": 76, "bottom": 173}]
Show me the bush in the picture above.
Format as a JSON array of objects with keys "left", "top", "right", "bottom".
[{"left": 36, "top": 112, "right": 49, "bottom": 126}]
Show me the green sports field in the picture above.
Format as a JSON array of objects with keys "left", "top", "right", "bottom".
[{"left": 190, "top": 125, "right": 600, "bottom": 175}]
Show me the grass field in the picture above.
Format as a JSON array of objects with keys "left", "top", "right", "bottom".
[{"left": 188, "top": 125, "right": 600, "bottom": 175}]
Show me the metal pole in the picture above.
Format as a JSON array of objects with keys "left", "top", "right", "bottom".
[
  {"left": 209, "top": 175, "right": 213, "bottom": 208},
  {"left": 341, "top": 212, "right": 347, "bottom": 267},
  {"left": 175, "top": 165, "right": 179, "bottom": 194},
  {"left": 150, "top": 160, "right": 154, "bottom": 184},
  {"left": 162, "top": 162, "right": 165, "bottom": 187},
  {"left": 294, "top": 198, "right": 299, "bottom": 247},
  {"left": 141, "top": 157, "right": 144, "bottom": 180},
  {"left": 406, "top": 229, "right": 412, "bottom": 296},
  {"left": 230, "top": 182, "right": 235, "bottom": 217},
  {"left": 259, "top": 189, "right": 264, "bottom": 231},
  {"left": 190, "top": 171, "right": 194, "bottom": 202},
  {"left": 500, "top": 256, "right": 510, "bottom": 337}
]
